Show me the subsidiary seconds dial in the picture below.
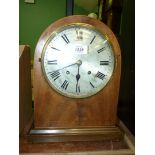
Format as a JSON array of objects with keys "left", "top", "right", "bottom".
[{"left": 41, "top": 24, "right": 115, "bottom": 98}]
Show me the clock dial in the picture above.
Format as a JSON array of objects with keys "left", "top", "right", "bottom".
[{"left": 42, "top": 24, "right": 115, "bottom": 98}]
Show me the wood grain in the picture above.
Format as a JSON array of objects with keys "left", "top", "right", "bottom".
[
  {"left": 19, "top": 45, "right": 33, "bottom": 134},
  {"left": 33, "top": 15, "right": 121, "bottom": 128}
]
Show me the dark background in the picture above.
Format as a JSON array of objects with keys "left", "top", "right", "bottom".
[
  {"left": 118, "top": 0, "right": 135, "bottom": 135},
  {"left": 101, "top": 0, "right": 135, "bottom": 135}
]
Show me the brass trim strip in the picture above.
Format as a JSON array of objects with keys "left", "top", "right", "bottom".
[
  {"left": 28, "top": 127, "right": 123, "bottom": 143},
  {"left": 30, "top": 127, "right": 121, "bottom": 135}
]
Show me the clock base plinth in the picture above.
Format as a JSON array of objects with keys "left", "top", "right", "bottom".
[{"left": 28, "top": 127, "right": 123, "bottom": 143}]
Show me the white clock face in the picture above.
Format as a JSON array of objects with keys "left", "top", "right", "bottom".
[{"left": 42, "top": 24, "right": 115, "bottom": 98}]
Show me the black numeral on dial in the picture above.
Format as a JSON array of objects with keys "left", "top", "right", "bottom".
[
  {"left": 90, "top": 82, "right": 95, "bottom": 88},
  {"left": 100, "top": 61, "right": 109, "bottom": 65},
  {"left": 47, "top": 60, "right": 57, "bottom": 65},
  {"left": 90, "top": 35, "right": 96, "bottom": 44},
  {"left": 97, "top": 47, "right": 106, "bottom": 53},
  {"left": 96, "top": 71, "right": 105, "bottom": 80},
  {"left": 50, "top": 46, "right": 60, "bottom": 51},
  {"left": 50, "top": 71, "right": 60, "bottom": 81},
  {"left": 61, "top": 34, "right": 70, "bottom": 44},
  {"left": 61, "top": 80, "right": 69, "bottom": 90}
]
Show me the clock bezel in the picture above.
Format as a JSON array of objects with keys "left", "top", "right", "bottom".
[{"left": 41, "top": 23, "right": 116, "bottom": 99}]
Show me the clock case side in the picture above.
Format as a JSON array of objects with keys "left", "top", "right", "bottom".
[{"left": 33, "top": 16, "right": 121, "bottom": 136}]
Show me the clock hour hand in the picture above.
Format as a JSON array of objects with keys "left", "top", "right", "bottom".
[{"left": 76, "top": 60, "right": 82, "bottom": 92}]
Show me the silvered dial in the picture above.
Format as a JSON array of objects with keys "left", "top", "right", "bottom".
[{"left": 42, "top": 24, "right": 115, "bottom": 98}]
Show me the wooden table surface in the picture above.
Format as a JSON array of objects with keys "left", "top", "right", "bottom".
[
  {"left": 20, "top": 119, "right": 134, "bottom": 155},
  {"left": 20, "top": 136, "right": 128, "bottom": 153}
]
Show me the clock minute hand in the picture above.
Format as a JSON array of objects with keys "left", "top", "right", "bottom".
[{"left": 55, "top": 61, "right": 79, "bottom": 72}]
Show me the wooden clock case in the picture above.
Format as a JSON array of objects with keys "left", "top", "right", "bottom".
[{"left": 30, "top": 15, "right": 121, "bottom": 142}]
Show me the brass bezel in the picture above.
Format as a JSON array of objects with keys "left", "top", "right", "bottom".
[{"left": 41, "top": 23, "right": 116, "bottom": 99}]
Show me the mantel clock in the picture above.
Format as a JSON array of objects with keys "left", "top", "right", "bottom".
[{"left": 30, "top": 15, "right": 121, "bottom": 142}]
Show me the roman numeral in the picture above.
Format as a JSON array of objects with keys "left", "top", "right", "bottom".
[
  {"left": 90, "top": 82, "right": 95, "bottom": 88},
  {"left": 96, "top": 71, "right": 105, "bottom": 80},
  {"left": 76, "top": 29, "right": 83, "bottom": 40},
  {"left": 76, "top": 85, "right": 80, "bottom": 93},
  {"left": 50, "top": 71, "right": 60, "bottom": 81},
  {"left": 97, "top": 47, "right": 106, "bottom": 53},
  {"left": 90, "top": 36, "right": 96, "bottom": 44},
  {"left": 75, "top": 28, "right": 81, "bottom": 35},
  {"left": 61, "top": 80, "right": 69, "bottom": 90},
  {"left": 47, "top": 60, "right": 57, "bottom": 65},
  {"left": 100, "top": 61, "right": 109, "bottom": 65},
  {"left": 50, "top": 46, "right": 60, "bottom": 51},
  {"left": 61, "top": 34, "right": 70, "bottom": 44}
]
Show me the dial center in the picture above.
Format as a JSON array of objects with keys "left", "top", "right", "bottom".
[{"left": 77, "top": 60, "right": 82, "bottom": 65}]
